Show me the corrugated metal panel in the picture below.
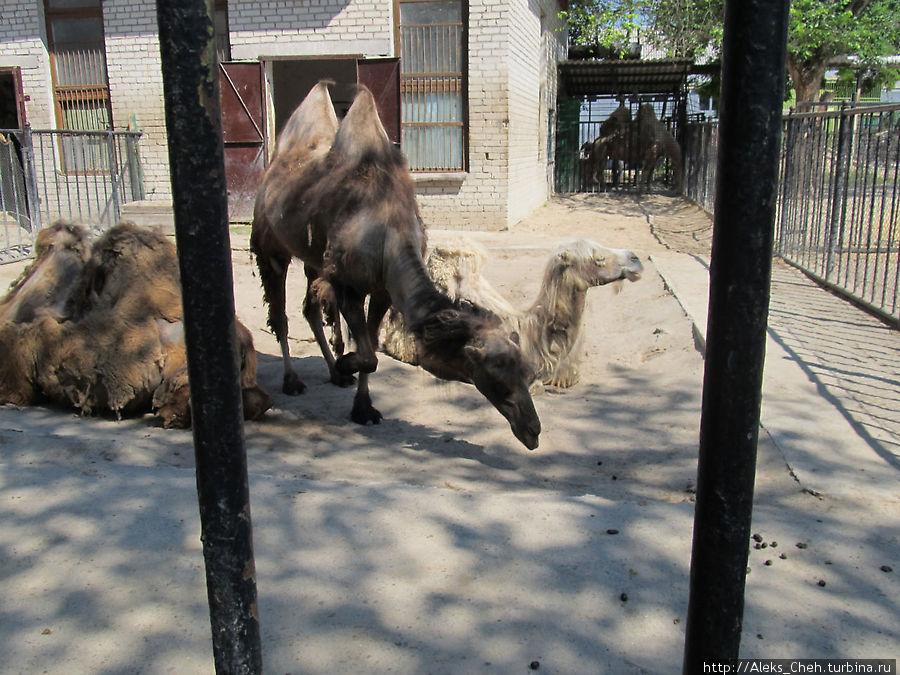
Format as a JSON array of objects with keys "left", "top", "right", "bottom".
[{"left": 559, "top": 59, "right": 693, "bottom": 98}]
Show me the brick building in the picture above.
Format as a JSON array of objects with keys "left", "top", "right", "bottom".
[{"left": 0, "top": 0, "right": 567, "bottom": 231}]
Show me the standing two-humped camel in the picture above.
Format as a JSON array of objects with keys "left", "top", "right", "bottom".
[
  {"left": 586, "top": 103, "right": 683, "bottom": 191},
  {"left": 251, "top": 82, "right": 541, "bottom": 449}
]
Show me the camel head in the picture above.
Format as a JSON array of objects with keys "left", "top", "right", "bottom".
[
  {"left": 637, "top": 103, "right": 658, "bottom": 123},
  {"left": 414, "top": 306, "right": 541, "bottom": 450},
  {"left": 552, "top": 239, "right": 643, "bottom": 290},
  {"left": 464, "top": 327, "right": 541, "bottom": 450}
]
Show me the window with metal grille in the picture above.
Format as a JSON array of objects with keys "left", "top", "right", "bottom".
[
  {"left": 399, "top": 0, "right": 466, "bottom": 172},
  {"left": 44, "top": 0, "right": 112, "bottom": 172}
]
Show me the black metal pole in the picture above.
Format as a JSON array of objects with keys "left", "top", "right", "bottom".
[
  {"left": 683, "top": 1, "right": 789, "bottom": 671},
  {"left": 156, "top": 1, "right": 262, "bottom": 672}
]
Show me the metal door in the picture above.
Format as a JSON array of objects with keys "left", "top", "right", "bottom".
[
  {"left": 219, "top": 61, "right": 266, "bottom": 221},
  {"left": 357, "top": 58, "right": 401, "bottom": 145}
]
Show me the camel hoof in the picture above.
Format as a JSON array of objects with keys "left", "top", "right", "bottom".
[
  {"left": 351, "top": 403, "right": 382, "bottom": 425},
  {"left": 330, "top": 371, "right": 357, "bottom": 387},
  {"left": 335, "top": 353, "right": 359, "bottom": 376},
  {"left": 282, "top": 372, "right": 307, "bottom": 395}
]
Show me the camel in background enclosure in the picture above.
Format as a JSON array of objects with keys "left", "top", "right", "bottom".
[
  {"left": 585, "top": 103, "right": 683, "bottom": 191},
  {"left": 251, "top": 82, "right": 541, "bottom": 449},
  {"left": 0, "top": 221, "right": 271, "bottom": 427},
  {"left": 382, "top": 237, "right": 643, "bottom": 390}
]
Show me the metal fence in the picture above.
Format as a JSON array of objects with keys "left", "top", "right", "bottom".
[
  {"left": 683, "top": 104, "right": 900, "bottom": 326},
  {"left": 555, "top": 113, "right": 683, "bottom": 193},
  {"left": 0, "top": 126, "right": 144, "bottom": 264}
]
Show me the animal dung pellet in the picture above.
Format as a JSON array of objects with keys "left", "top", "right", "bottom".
[
  {"left": 620, "top": 592, "right": 628, "bottom": 602},
  {"left": 817, "top": 579, "right": 826, "bottom": 587},
  {"left": 770, "top": 541, "right": 778, "bottom": 548},
  {"left": 796, "top": 542, "right": 808, "bottom": 549},
  {"left": 764, "top": 560, "right": 773, "bottom": 566},
  {"left": 880, "top": 565, "right": 893, "bottom": 573},
  {"left": 606, "top": 528, "right": 619, "bottom": 535},
  {"left": 752, "top": 533, "right": 763, "bottom": 543},
  {"left": 529, "top": 661, "right": 540, "bottom": 670},
  {"left": 779, "top": 553, "right": 787, "bottom": 560}
]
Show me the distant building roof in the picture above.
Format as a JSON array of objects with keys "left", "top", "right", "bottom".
[{"left": 558, "top": 59, "right": 709, "bottom": 98}]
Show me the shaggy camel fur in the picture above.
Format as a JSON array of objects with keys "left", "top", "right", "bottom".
[
  {"left": 584, "top": 103, "right": 632, "bottom": 188},
  {"left": 0, "top": 221, "right": 271, "bottom": 427},
  {"left": 0, "top": 220, "right": 91, "bottom": 324},
  {"left": 586, "top": 103, "right": 683, "bottom": 191},
  {"left": 251, "top": 82, "right": 541, "bottom": 448},
  {"left": 382, "top": 238, "right": 644, "bottom": 388}
]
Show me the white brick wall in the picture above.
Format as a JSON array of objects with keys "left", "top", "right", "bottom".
[
  {"left": 0, "top": 0, "right": 567, "bottom": 231},
  {"left": 0, "top": 1, "right": 54, "bottom": 129},
  {"left": 416, "top": 0, "right": 565, "bottom": 231},
  {"left": 103, "top": 0, "right": 171, "bottom": 201},
  {"left": 229, "top": 0, "right": 394, "bottom": 60}
]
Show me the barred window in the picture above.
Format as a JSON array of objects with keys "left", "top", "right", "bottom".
[
  {"left": 399, "top": 0, "right": 466, "bottom": 172},
  {"left": 45, "top": 0, "right": 113, "bottom": 171}
]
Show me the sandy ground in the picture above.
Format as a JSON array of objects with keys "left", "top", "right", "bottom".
[{"left": 0, "top": 192, "right": 896, "bottom": 673}]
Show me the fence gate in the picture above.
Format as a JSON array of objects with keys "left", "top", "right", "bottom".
[
  {"left": 0, "top": 131, "right": 32, "bottom": 263},
  {"left": 219, "top": 61, "right": 266, "bottom": 222},
  {"left": 0, "top": 126, "right": 144, "bottom": 264}
]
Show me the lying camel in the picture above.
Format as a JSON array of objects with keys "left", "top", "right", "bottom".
[
  {"left": 0, "top": 220, "right": 91, "bottom": 324},
  {"left": 382, "top": 238, "right": 643, "bottom": 389},
  {"left": 251, "top": 82, "right": 541, "bottom": 449},
  {"left": 0, "top": 221, "right": 271, "bottom": 427}
]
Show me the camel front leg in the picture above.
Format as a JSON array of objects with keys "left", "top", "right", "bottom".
[
  {"left": 336, "top": 290, "right": 389, "bottom": 425},
  {"left": 303, "top": 271, "right": 355, "bottom": 387}
]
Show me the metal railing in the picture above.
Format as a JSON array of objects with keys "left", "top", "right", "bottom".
[
  {"left": 682, "top": 104, "right": 900, "bottom": 326},
  {"left": 0, "top": 125, "right": 144, "bottom": 264}
]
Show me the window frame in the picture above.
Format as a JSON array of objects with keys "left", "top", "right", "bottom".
[
  {"left": 44, "top": 0, "right": 114, "bottom": 174},
  {"left": 397, "top": 0, "right": 469, "bottom": 173}
]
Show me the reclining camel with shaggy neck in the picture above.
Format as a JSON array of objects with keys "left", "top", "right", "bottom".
[
  {"left": 251, "top": 82, "right": 541, "bottom": 449},
  {"left": 382, "top": 237, "right": 643, "bottom": 389}
]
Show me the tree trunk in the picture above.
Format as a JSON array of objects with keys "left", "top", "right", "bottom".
[{"left": 786, "top": 54, "right": 828, "bottom": 109}]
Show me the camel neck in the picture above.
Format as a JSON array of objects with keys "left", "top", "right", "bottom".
[
  {"left": 530, "top": 272, "right": 586, "bottom": 332},
  {"left": 384, "top": 242, "right": 449, "bottom": 327}
]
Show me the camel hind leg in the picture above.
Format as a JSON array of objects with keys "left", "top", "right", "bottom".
[{"left": 252, "top": 245, "right": 306, "bottom": 395}]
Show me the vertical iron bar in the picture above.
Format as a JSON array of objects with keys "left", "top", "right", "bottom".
[
  {"left": 156, "top": 1, "right": 262, "bottom": 672},
  {"left": 683, "top": 0, "right": 789, "bottom": 669},
  {"left": 827, "top": 106, "right": 851, "bottom": 279},
  {"left": 105, "top": 129, "right": 121, "bottom": 227},
  {"left": 777, "top": 114, "right": 795, "bottom": 258}
]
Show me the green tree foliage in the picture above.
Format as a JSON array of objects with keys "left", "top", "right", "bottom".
[
  {"left": 560, "top": 0, "right": 900, "bottom": 104},
  {"left": 559, "top": 0, "right": 645, "bottom": 56},
  {"left": 787, "top": 0, "right": 900, "bottom": 104}
]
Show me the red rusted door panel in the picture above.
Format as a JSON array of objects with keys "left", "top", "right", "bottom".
[
  {"left": 357, "top": 58, "right": 401, "bottom": 146},
  {"left": 219, "top": 62, "right": 266, "bottom": 221}
]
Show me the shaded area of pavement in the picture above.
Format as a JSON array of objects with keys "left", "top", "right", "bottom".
[
  {"left": 641, "top": 194, "right": 899, "bottom": 505},
  {"left": 0, "top": 193, "right": 897, "bottom": 673}
]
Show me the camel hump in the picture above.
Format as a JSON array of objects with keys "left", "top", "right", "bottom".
[
  {"left": 331, "top": 85, "right": 392, "bottom": 163},
  {"left": 275, "top": 80, "right": 339, "bottom": 157}
]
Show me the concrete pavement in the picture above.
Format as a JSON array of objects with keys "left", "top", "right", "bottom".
[{"left": 0, "top": 195, "right": 897, "bottom": 673}]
